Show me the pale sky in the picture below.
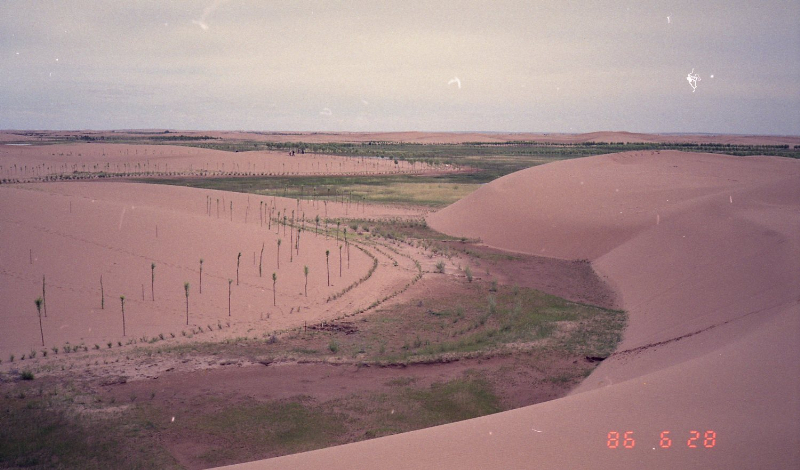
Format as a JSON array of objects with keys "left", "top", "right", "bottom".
[{"left": 1, "top": 1, "right": 798, "bottom": 134}]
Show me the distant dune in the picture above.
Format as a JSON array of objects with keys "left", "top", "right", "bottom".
[
  {"left": 3, "top": 130, "right": 799, "bottom": 146},
  {"left": 229, "top": 150, "right": 799, "bottom": 469}
]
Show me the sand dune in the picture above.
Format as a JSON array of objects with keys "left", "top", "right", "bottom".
[
  {"left": 0, "top": 182, "right": 421, "bottom": 359},
  {"left": 4, "top": 130, "right": 799, "bottom": 146},
  {"left": 0, "top": 142, "right": 445, "bottom": 182},
  {"left": 229, "top": 151, "right": 799, "bottom": 468}
]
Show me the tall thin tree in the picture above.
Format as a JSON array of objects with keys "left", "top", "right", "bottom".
[
  {"left": 199, "top": 259, "right": 204, "bottom": 294},
  {"left": 326, "top": 249, "right": 330, "bottom": 286},
  {"left": 259, "top": 243, "right": 265, "bottom": 277},
  {"left": 277, "top": 239, "right": 282, "bottom": 269},
  {"left": 303, "top": 265, "right": 309, "bottom": 297},
  {"left": 344, "top": 228, "right": 349, "bottom": 269},
  {"left": 339, "top": 244, "right": 343, "bottom": 277},
  {"left": 184, "top": 282, "right": 190, "bottom": 325},
  {"left": 228, "top": 279, "right": 233, "bottom": 316},
  {"left": 150, "top": 263, "right": 155, "bottom": 301},
  {"left": 236, "top": 252, "right": 241, "bottom": 285},
  {"left": 272, "top": 272, "right": 277, "bottom": 306},
  {"left": 35, "top": 297, "right": 44, "bottom": 346},
  {"left": 100, "top": 275, "right": 104, "bottom": 309},
  {"left": 120, "top": 295, "right": 126, "bottom": 336}
]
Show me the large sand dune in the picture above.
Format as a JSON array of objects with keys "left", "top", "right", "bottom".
[
  {"left": 0, "top": 182, "right": 420, "bottom": 359},
  {"left": 228, "top": 151, "right": 799, "bottom": 468}
]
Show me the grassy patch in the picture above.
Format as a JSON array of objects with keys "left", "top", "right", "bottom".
[
  {"left": 145, "top": 174, "right": 479, "bottom": 208},
  {"left": 403, "top": 378, "right": 502, "bottom": 426},
  {"left": 0, "top": 382, "right": 178, "bottom": 469},
  {"left": 271, "top": 280, "right": 624, "bottom": 365},
  {"left": 184, "top": 398, "right": 346, "bottom": 466}
]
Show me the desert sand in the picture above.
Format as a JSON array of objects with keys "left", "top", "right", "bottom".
[
  {"left": 224, "top": 150, "right": 799, "bottom": 468},
  {"left": 0, "top": 142, "right": 448, "bottom": 182},
  {"left": 0, "top": 181, "right": 422, "bottom": 359}
]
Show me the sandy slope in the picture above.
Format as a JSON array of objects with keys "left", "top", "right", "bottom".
[
  {"left": 0, "top": 182, "right": 421, "bottom": 359},
  {"left": 0, "top": 143, "right": 444, "bottom": 181},
  {"left": 227, "top": 151, "right": 799, "bottom": 469}
]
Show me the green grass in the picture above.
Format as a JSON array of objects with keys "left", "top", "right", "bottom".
[
  {"left": 144, "top": 174, "right": 480, "bottom": 208},
  {"left": 0, "top": 384, "right": 178, "bottom": 469},
  {"left": 267, "top": 279, "right": 624, "bottom": 366},
  {"left": 186, "top": 398, "right": 346, "bottom": 466},
  {"left": 403, "top": 378, "right": 502, "bottom": 426}
]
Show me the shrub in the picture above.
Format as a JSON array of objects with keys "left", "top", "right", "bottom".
[
  {"left": 328, "top": 339, "right": 339, "bottom": 353},
  {"left": 488, "top": 295, "right": 497, "bottom": 314},
  {"left": 436, "top": 261, "right": 445, "bottom": 273},
  {"left": 20, "top": 370, "right": 34, "bottom": 380},
  {"left": 465, "top": 266, "right": 473, "bottom": 282}
]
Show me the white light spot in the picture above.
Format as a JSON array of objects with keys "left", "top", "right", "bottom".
[
  {"left": 319, "top": 107, "right": 332, "bottom": 116},
  {"left": 687, "top": 68, "right": 701, "bottom": 92},
  {"left": 193, "top": 0, "right": 229, "bottom": 30},
  {"left": 667, "top": 16, "right": 671, "bottom": 23},
  {"left": 448, "top": 77, "right": 462, "bottom": 89},
  {"left": 710, "top": 74, "right": 714, "bottom": 78},
  {"left": 171, "top": 416, "right": 175, "bottom": 422}
]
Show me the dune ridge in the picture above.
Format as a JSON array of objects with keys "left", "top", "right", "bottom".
[{"left": 227, "top": 150, "right": 799, "bottom": 469}]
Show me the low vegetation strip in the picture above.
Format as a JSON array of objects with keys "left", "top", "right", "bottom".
[{"left": 0, "top": 275, "right": 625, "bottom": 468}]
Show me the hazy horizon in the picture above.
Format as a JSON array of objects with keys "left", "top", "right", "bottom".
[{"left": 2, "top": 1, "right": 798, "bottom": 134}]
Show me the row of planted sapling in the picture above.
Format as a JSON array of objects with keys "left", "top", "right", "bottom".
[
  {"left": 7, "top": 185, "right": 402, "bottom": 367},
  {"left": 0, "top": 148, "right": 435, "bottom": 184},
  {"left": 15, "top": 219, "right": 360, "bottom": 366}
]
